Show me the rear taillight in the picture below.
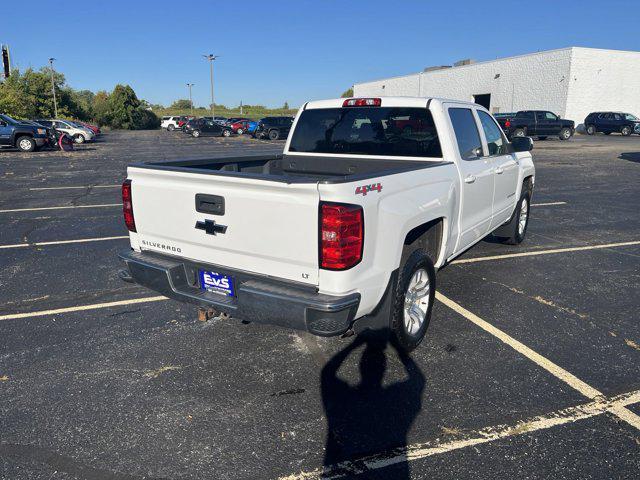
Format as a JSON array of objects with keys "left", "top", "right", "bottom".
[
  {"left": 122, "top": 179, "right": 136, "bottom": 232},
  {"left": 320, "top": 202, "right": 363, "bottom": 270},
  {"left": 342, "top": 98, "right": 382, "bottom": 107},
  {"left": 504, "top": 120, "right": 511, "bottom": 128}
]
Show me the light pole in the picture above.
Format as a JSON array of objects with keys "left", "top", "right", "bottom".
[
  {"left": 186, "top": 83, "right": 195, "bottom": 114},
  {"left": 48, "top": 57, "right": 58, "bottom": 118},
  {"left": 202, "top": 54, "right": 219, "bottom": 118}
]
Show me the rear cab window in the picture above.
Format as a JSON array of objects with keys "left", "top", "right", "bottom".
[{"left": 289, "top": 107, "right": 442, "bottom": 158}]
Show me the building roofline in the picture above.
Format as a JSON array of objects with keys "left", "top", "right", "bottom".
[{"left": 354, "top": 46, "right": 640, "bottom": 86}]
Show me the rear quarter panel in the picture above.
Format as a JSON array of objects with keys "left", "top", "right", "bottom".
[{"left": 318, "top": 163, "right": 458, "bottom": 317}]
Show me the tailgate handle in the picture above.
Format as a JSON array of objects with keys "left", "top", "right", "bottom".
[{"left": 195, "top": 194, "right": 225, "bottom": 215}]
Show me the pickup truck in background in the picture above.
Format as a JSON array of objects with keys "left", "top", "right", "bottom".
[
  {"left": 119, "top": 97, "right": 535, "bottom": 351},
  {"left": 496, "top": 110, "right": 575, "bottom": 141},
  {"left": 0, "top": 114, "right": 49, "bottom": 152}
]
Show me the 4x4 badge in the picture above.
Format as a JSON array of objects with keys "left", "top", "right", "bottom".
[{"left": 355, "top": 183, "right": 382, "bottom": 196}]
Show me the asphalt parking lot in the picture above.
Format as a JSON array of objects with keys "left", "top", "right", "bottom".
[{"left": 1, "top": 130, "right": 639, "bottom": 480}]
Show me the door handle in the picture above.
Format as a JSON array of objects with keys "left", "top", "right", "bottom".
[
  {"left": 464, "top": 174, "right": 476, "bottom": 184},
  {"left": 495, "top": 166, "right": 504, "bottom": 174}
]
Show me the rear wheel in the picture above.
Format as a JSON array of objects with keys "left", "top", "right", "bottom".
[
  {"left": 16, "top": 136, "right": 36, "bottom": 152},
  {"left": 192, "top": 130, "right": 201, "bottom": 138},
  {"left": 167, "top": 124, "right": 175, "bottom": 131},
  {"left": 390, "top": 250, "right": 436, "bottom": 352},
  {"left": 222, "top": 129, "right": 231, "bottom": 137},
  {"left": 73, "top": 134, "right": 86, "bottom": 144},
  {"left": 559, "top": 128, "right": 572, "bottom": 141},
  {"left": 512, "top": 128, "right": 526, "bottom": 138},
  {"left": 621, "top": 126, "right": 632, "bottom": 136},
  {"left": 268, "top": 129, "right": 280, "bottom": 140},
  {"left": 237, "top": 128, "right": 244, "bottom": 135},
  {"left": 586, "top": 124, "right": 596, "bottom": 135}
]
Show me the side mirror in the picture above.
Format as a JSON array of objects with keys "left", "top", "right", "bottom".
[{"left": 511, "top": 136, "right": 533, "bottom": 152}]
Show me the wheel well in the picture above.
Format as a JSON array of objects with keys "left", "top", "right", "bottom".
[{"left": 402, "top": 218, "right": 444, "bottom": 264}]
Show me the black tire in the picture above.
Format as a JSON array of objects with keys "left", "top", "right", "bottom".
[
  {"left": 604, "top": 131, "right": 611, "bottom": 135},
  {"left": 167, "top": 124, "right": 175, "bottom": 131},
  {"left": 192, "top": 130, "right": 201, "bottom": 138},
  {"left": 16, "top": 136, "right": 36, "bottom": 152},
  {"left": 621, "top": 126, "right": 632, "bottom": 136},
  {"left": 586, "top": 124, "right": 596, "bottom": 135},
  {"left": 512, "top": 128, "right": 526, "bottom": 138},
  {"left": 268, "top": 129, "right": 280, "bottom": 140},
  {"left": 222, "top": 129, "right": 231, "bottom": 137},
  {"left": 537, "top": 136, "right": 547, "bottom": 140},
  {"left": 559, "top": 128, "right": 572, "bottom": 141},
  {"left": 495, "top": 188, "right": 531, "bottom": 245},
  {"left": 73, "top": 134, "right": 86, "bottom": 144},
  {"left": 237, "top": 128, "right": 244, "bottom": 135},
  {"left": 390, "top": 250, "right": 436, "bottom": 352}
]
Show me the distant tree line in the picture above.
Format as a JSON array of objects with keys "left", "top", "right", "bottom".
[{"left": 0, "top": 67, "right": 159, "bottom": 129}]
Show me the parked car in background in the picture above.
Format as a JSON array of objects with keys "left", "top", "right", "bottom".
[
  {"left": 33, "top": 119, "right": 95, "bottom": 144},
  {"left": 246, "top": 120, "right": 258, "bottom": 133},
  {"left": 492, "top": 112, "right": 515, "bottom": 120},
  {"left": 584, "top": 112, "right": 640, "bottom": 136},
  {"left": 496, "top": 110, "right": 574, "bottom": 140},
  {"left": 178, "top": 116, "right": 194, "bottom": 130},
  {"left": 184, "top": 118, "right": 233, "bottom": 138},
  {"left": 161, "top": 116, "right": 181, "bottom": 131},
  {"left": 75, "top": 121, "right": 101, "bottom": 135},
  {"left": 253, "top": 116, "right": 294, "bottom": 140},
  {"left": 228, "top": 119, "right": 255, "bottom": 135},
  {"left": 0, "top": 114, "right": 49, "bottom": 152}
]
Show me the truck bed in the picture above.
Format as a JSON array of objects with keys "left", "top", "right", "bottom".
[{"left": 132, "top": 154, "right": 448, "bottom": 184}]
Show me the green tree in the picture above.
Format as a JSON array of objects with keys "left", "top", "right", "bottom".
[
  {"left": 341, "top": 87, "right": 354, "bottom": 98},
  {"left": 170, "top": 99, "right": 192, "bottom": 109},
  {"left": 283, "top": 101, "right": 289, "bottom": 109},
  {"left": 92, "top": 91, "right": 111, "bottom": 126},
  {"left": 108, "top": 84, "right": 141, "bottom": 129}
]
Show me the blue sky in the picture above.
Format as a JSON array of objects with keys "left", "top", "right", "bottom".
[{"left": 4, "top": 0, "right": 639, "bottom": 108}]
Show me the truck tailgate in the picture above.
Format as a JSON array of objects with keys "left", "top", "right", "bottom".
[{"left": 128, "top": 167, "right": 320, "bottom": 285}]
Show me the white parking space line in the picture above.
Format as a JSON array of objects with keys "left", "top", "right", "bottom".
[
  {"left": 453, "top": 240, "right": 640, "bottom": 264},
  {"left": 531, "top": 201, "right": 567, "bottom": 206},
  {"left": 436, "top": 292, "right": 640, "bottom": 429},
  {"left": 0, "top": 204, "right": 121, "bottom": 213},
  {"left": 281, "top": 389, "right": 640, "bottom": 479},
  {"left": 29, "top": 185, "right": 120, "bottom": 191},
  {"left": 0, "top": 235, "right": 129, "bottom": 250},
  {"left": 0, "top": 296, "right": 167, "bottom": 321}
]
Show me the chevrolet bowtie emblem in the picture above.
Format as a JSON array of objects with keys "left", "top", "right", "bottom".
[{"left": 195, "top": 219, "right": 228, "bottom": 235}]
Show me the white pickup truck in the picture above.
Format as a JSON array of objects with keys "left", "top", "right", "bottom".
[{"left": 119, "top": 97, "right": 535, "bottom": 351}]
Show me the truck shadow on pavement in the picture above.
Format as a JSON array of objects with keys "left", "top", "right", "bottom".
[
  {"left": 321, "top": 331, "right": 425, "bottom": 479},
  {"left": 619, "top": 152, "right": 640, "bottom": 163}
]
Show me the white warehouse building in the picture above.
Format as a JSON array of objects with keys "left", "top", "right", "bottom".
[{"left": 353, "top": 47, "right": 640, "bottom": 125}]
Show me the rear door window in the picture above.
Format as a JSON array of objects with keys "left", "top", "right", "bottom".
[{"left": 448, "top": 108, "right": 482, "bottom": 160}]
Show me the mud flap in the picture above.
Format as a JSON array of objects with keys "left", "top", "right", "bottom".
[{"left": 351, "top": 270, "right": 399, "bottom": 334}]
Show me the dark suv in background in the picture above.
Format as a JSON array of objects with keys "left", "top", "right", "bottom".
[
  {"left": 496, "top": 110, "right": 575, "bottom": 140},
  {"left": 584, "top": 112, "right": 640, "bottom": 136},
  {"left": 253, "top": 116, "right": 293, "bottom": 140}
]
